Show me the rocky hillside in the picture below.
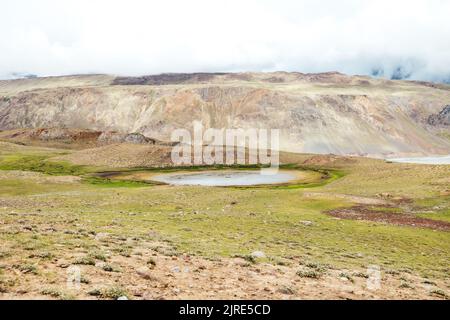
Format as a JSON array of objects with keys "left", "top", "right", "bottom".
[
  {"left": 428, "top": 105, "right": 450, "bottom": 126},
  {"left": 0, "top": 72, "right": 449, "bottom": 157}
]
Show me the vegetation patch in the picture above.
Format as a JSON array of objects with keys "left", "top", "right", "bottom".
[
  {"left": 88, "top": 287, "right": 128, "bottom": 300},
  {"left": 327, "top": 205, "right": 450, "bottom": 231},
  {"left": 297, "top": 269, "right": 323, "bottom": 279},
  {"left": 0, "top": 154, "right": 90, "bottom": 176},
  {"left": 73, "top": 256, "right": 96, "bottom": 266},
  {"left": 82, "top": 176, "right": 153, "bottom": 188},
  {"left": 12, "top": 264, "right": 38, "bottom": 275}
]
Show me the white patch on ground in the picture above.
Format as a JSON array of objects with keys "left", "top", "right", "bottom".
[{"left": 387, "top": 155, "right": 450, "bottom": 165}]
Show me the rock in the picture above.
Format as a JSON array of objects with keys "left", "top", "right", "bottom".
[
  {"left": 98, "top": 131, "right": 157, "bottom": 145},
  {"left": 171, "top": 266, "right": 181, "bottom": 273},
  {"left": 136, "top": 267, "right": 157, "bottom": 280},
  {"left": 251, "top": 251, "right": 266, "bottom": 259},
  {"left": 94, "top": 232, "right": 110, "bottom": 242},
  {"left": 57, "top": 262, "right": 70, "bottom": 269},
  {"left": 300, "top": 220, "right": 314, "bottom": 226},
  {"left": 277, "top": 285, "right": 296, "bottom": 295},
  {"left": 117, "top": 296, "right": 128, "bottom": 301},
  {"left": 428, "top": 105, "right": 450, "bottom": 126}
]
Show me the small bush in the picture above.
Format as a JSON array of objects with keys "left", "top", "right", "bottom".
[
  {"left": 80, "top": 276, "right": 90, "bottom": 284},
  {"left": 353, "top": 272, "right": 369, "bottom": 279},
  {"left": 73, "top": 256, "right": 96, "bottom": 266},
  {"left": 399, "top": 282, "right": 414, "bottom": 289},
  {"left": 385, "top": 269, "right": 400, "bottom": 275},
  {"left": 297, "top": 270, "right": 322, "bottom": 279},
  {"left": 89, "top": 287, "right": 128, "bottom": 300},
  {"left": 41, "top": 288, "right": 64, "bottom": 298},
  {"left": 115, "top": 247, "right": 131, "bottom": 258},
  {"left": 430, "top": 289, "right": 448, "bottom": 299},
  {"left": 12, "top": 264, "right": 38, "bottom": 275},
  {"left": 305, "top": 262, "right": 329, "bottom": 272},
  {"left": 29, "top": 251, "right": 53, "bottom": 260},
  {"left": 102, "top": 264, "right": 119, "bottom": 272},
  {"left": 89, "top": 252, "right": 108, "bottom": 262},
  {"left": 339, "top": 272, "right": 354, "bottom": 283}
]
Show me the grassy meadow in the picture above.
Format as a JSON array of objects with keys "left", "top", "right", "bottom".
[{"left": 0, "top": 142, "right": 449, "bottom": 299}]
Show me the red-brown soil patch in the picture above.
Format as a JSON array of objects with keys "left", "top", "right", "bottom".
[{"left": 327, "top": 206, "right": 450, "bottom": 231}]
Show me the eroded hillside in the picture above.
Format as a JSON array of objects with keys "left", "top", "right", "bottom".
[{"left": 0, "top": 72, "right": 449, "bottom": 157}]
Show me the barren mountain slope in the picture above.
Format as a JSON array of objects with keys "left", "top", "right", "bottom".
[{"left": 0, "top": 72, "right": 449, "bottom": 157}]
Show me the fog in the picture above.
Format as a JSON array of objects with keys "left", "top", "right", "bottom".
[{"left": 2, "top": 0, "right": 450, "bottom": 82}]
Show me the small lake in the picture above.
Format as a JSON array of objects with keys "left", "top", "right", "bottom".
[
  {"left": 387, "top": 155, "right": 450, "bottom": 165},
  {"left": 152, "top": 171, "right": 297, "bottom": 186}
]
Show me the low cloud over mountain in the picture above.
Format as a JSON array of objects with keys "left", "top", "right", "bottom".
[{"left": 1, "top": 0, "right": 450, "bottom": 82}]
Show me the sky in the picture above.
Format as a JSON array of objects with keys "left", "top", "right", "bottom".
[{"left": 1, "top": 0, "right": 450, "bottom": 82}]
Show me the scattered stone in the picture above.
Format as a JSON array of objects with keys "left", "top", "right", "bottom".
[
  {"left": 95, "top": 233, "right": 110, "bottom": 242},
  {"left": 428, "top": 105, "right": 450, "bottom": 126},
  {"left": 277, "top": 285, "right": 296, "bottom": 295},
  {"left": 171, "top": 266, "right": 181, "bottom": 273},
  {"left": 300, "top": 221, "right": 314, "bottom": 226},
  {"left": 102, "top": 264, "right": 115, "bottom": 272},
  {"left": 57, "top": 261, "right": 70, "bottom": 268},
  {"left": 251, "top": 251, "right": 266, "bottom": 259},
  {"left": 136, "top": 267, "right": 157, "bottom": 281},
  {"left": 117, "top": 296, "right": 128, "bottom": 301}
]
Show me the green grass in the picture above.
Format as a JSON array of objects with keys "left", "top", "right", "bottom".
[
  {"left": 0, "top": 154, "right": 90, "bottom": 176},
  {"left": 414, "top": 197, "right": 450, "bottom": 222},
  {"left": 0, "top": 145, "right": 449, "bottom": 289},
  {"left": 273, "top": 168, "right": 346, "bottom": 189},
  {"left": 3, "top": 183, "right": 443, "bottom": 278},
  {"left": 82, "top": 176, "right": 154, "bottom": 188},
  {"left": 418, "top": 209, "right": 450, "bottom": 223},
  {"left": 0, "top": 177, "right": 87, "bottom": 196},
  {"left": 0, "top": 153, "right": 153, "bottom": 188},
  {"left": 438, "top": 131, "right": 450, "bottom": 141}
]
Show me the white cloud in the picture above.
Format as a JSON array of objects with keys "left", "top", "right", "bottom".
[{"left": 1, "top": 0, "right": 450, "bottom": 81}]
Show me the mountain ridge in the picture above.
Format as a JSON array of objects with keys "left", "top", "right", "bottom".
[{"left": 1, "top": 72, "right": 449, "bottom": 157}]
